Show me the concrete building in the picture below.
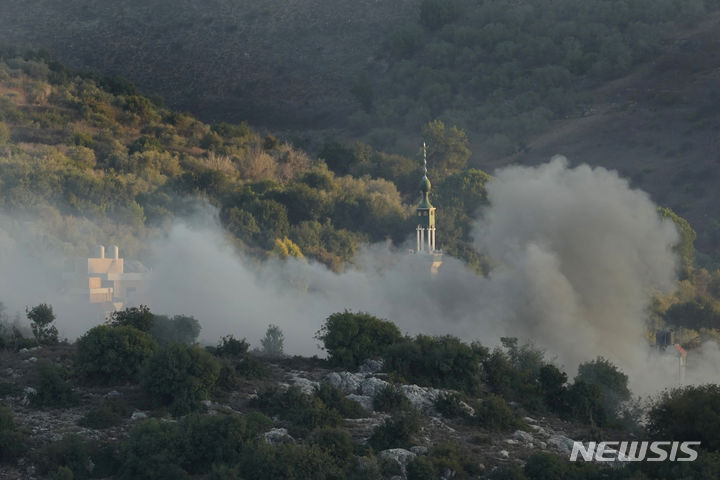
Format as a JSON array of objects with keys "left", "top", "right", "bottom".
[{"left": 65, "top": 245, "right": 149, "bottom": 312}]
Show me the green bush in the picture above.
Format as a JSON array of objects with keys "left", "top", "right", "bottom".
[
  {"left": 244, "top": 411, "right": 273, "bottom": 436},
  {"left": 175, "top": 414, "right": 248, "bottom": 474},
  {"left": 315, "top": 311, "right": 402, "bottom": 369},
  {"left": 75, "top": 325, "right": 157, "bottom": 385},
  {"left": 109, "top": 305, "right": 154, "bottom": 332},
  {"left": 482, "top": 338, "right": 550, "bottom": 411},
  {"left": 212, "top": 335, "right": 250, "bottom": 357},
  {"left": 140, "top": 344, "right": 221, "bottom": 415},
  {"left": 119, "top": 419, "right": 187, "bottom": 480},
  {"left": 523, "top": 452, "right": 567, "bottom": 480},
  {"left": 373, "top": 384, "right": 413, "bottom": 413},
  {"left": 471, "top": 394, "right": 523, "bottom": 432},
  {"left": 30, "top": 360, "right": 78, "bottom": 407},
  {"left": 0, "top": 406, "right": 27, "bottom": 463},
  {"left": 384, "top": 335, "right": 487, "bottom": 394},
  {"left": 37, "top": 435, "right": 92, "bottom": 480},
  {"left": 648, "top": 384, "right": 720, "bottom": 451},
  {"left": 309, "top": 427, "right": 355, "bottom": 463},
  {"left": 407, "top": 456, "right": 438, "bottom": 480},
  {"left": 314, "top": 383, "right": 367, "bottom": 418},
  {"left": 434, "top": 392, "right": 470, "bottom": 419},
  {"left": 250, "top": 386, "right": 342, "bottom": 436},
  {"left": 78, "top": 399, "right": 130, "bottom": 429},
  {"left": 368, "top": 409, "right": 419, "bottom": 451}
]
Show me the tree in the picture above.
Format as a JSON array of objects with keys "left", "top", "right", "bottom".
[
  {"left": 26, "top": 303, "right": 58, "bottom": 345},
  {"left": 315, "top": 311, "right": 402, "bottom": 369},
  {"left": 30, "top": 360, "right": 78, "bottom": 407},
  {"left": 109, "top": 305, "right": 154, "bottom": 332},
  {"left": 75, "top": 325, "right": 157, "bottom": 384},
  {"left": 648, "top": 384, "right": 720, "bottom": 452},
  {"left": 260, "top": 324, "right": 285, "bottom": 356},
  {"left": 421, "top": 120, "right": 471, "bottom": 176},
  {"left": 384, "top": 335, "right": 487, "bottom": 394},
  {"left": 419, "top": 0, "right": 459, "bottom": 31},
  {"left": 140, "top": 343, "right": 221, "bottom": 415},
  {"left": 571, "top": 357, "right": 630, "bottom": 426}
]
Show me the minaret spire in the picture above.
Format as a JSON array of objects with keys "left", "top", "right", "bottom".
[
  {"left": 423, "top": 141, "right": 428, "bottom": 175},
  {"left": 416, "top": 142, "right": 436, "bottom": 254}
]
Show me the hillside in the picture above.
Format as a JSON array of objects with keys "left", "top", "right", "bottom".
[
  {"left": 0, "top": 0, "right": 718, "bottom": 265},
  {"left": 500, "top": 11, "right": 720, "bottom": 264},
  {"left": 2, "top": 308, "right": 718, "bottom": 480},
  {"left": 0, "top": 0, "right": 420, "bottom": 128}
]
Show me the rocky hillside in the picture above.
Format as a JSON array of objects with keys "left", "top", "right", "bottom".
[{"left": 0, "top": 342, "right": 616, "bottom": 480}]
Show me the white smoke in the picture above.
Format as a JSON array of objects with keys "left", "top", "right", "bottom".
[{"left": 0, "top": 157, "right": 713, "bottom": 395}]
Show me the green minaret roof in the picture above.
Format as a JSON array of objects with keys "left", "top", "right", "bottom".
[{"left": 419, "top": 174, "right": 433, "bottom": 208}]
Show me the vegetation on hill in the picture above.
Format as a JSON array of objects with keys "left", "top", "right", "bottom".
[
  {"left": 2, "top": 306, "right": 720, "bottom": 478},
  {"left": 354, "top": 0, "right": 719, "bottom": 152},
  {"left": 0, "top": 50, "right": 493, "bottom": 270}
]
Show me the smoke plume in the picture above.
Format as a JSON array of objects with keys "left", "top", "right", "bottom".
[{"left": 0, "top": 157, "right": 706, "bottom": 394}]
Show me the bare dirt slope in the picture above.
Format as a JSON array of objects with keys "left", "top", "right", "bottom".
[{"left": 489, "top": 13, "right": 720, "bottom": 252}]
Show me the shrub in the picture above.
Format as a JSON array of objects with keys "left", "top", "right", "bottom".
[
  {"left": 250, "top": 386, "right": 342, "bottom": 437},
  {"left": 407, "top": 456, "right": 438, "bottom": 480},
  {"left": 0, "top": 406, "right": 26, "bottom": 463},
  {"left": 78, "top": 399, "right": 130, "bottom": 429},
  {"left": 119, "top": 419, "right": 187, "bottom": 480},
  {"left": 471, "top": 394, "right": 523, "bottom": 431},
  {"left": 309, "top": 427, "right": 355, "bottom": 463},
  {"left": 315, "top": 310, "right": 402, "bottom": 369},
  {"left": 368, "top": 409, "right": 419, "bottom": 451},
  {"left": 373, "top": 384, "right": 413, "bottom": 413},
  {"left": 30, "top": 360, "right": 78, "bottom": 407},
  {"left": 523, "top": 452, "right": 568, "bottom": 480},
  {"left": 175, "top": 414, "right": 248, "bottom": 474},
  {"left": 109, "top": 305, "right": 154, "bottom": 332},
  {"left": 26, "top": 303, "right": 58, "bottom": 345},
  {"left": 384, "top": 335, "right": 486, "bottom": 394},
  {"left": 75, "top": 325, "right": 157, "bottom": 384},
  {"left": 314, "top": 383, "right": 368, "bottom": 418},
  {"left": 244, "top": 411, "right": 273, "bottom": 436},
  {"left": 149, "top": 314, "right": 201, "bottom": 345},
  {"left": 482, "top": 338, "right": 550, "bottom": 411},
  {"left": 37, "top": 435, "right": 92, "bottom": 480},
  {"left": 648, "top": 384, "right": 720, "bottom": 451},
  {"left": 140, "top": 343, "right": 221, "bottom": 415},
  {"left": 213, "top": 335, "right": 249, "bottom": 357},
  {"left": 434, "top": 392, "right": 470, "bottom": 419}
]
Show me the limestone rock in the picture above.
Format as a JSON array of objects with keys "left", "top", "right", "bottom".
[
  {"left": 513, "top": 430, "right": 534, "bottom": 443},
  {"left": 326, "top": 371, "right": 362, "bottom": 394},
  {"left": 548, "top": 434, "right": 575, "bottom": 455},
  {"left": 360, "top": 377, "right": 389, "bottom": 397},
  {"left": 346, "top": 393, "right": 373, "bottom": 412},
  {"left": 263, "top": 427, "right": 295, "bottom": 446},
  {"left": 359, "top": 358, "right": 384, "bottom": 374},
  {"left": 378, "top": 448, "right": 417, "bottom": 477}
]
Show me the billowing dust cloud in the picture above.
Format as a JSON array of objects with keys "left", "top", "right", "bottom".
[{"left": 0, "top": 157, "right": 701, "bottom": 393}]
